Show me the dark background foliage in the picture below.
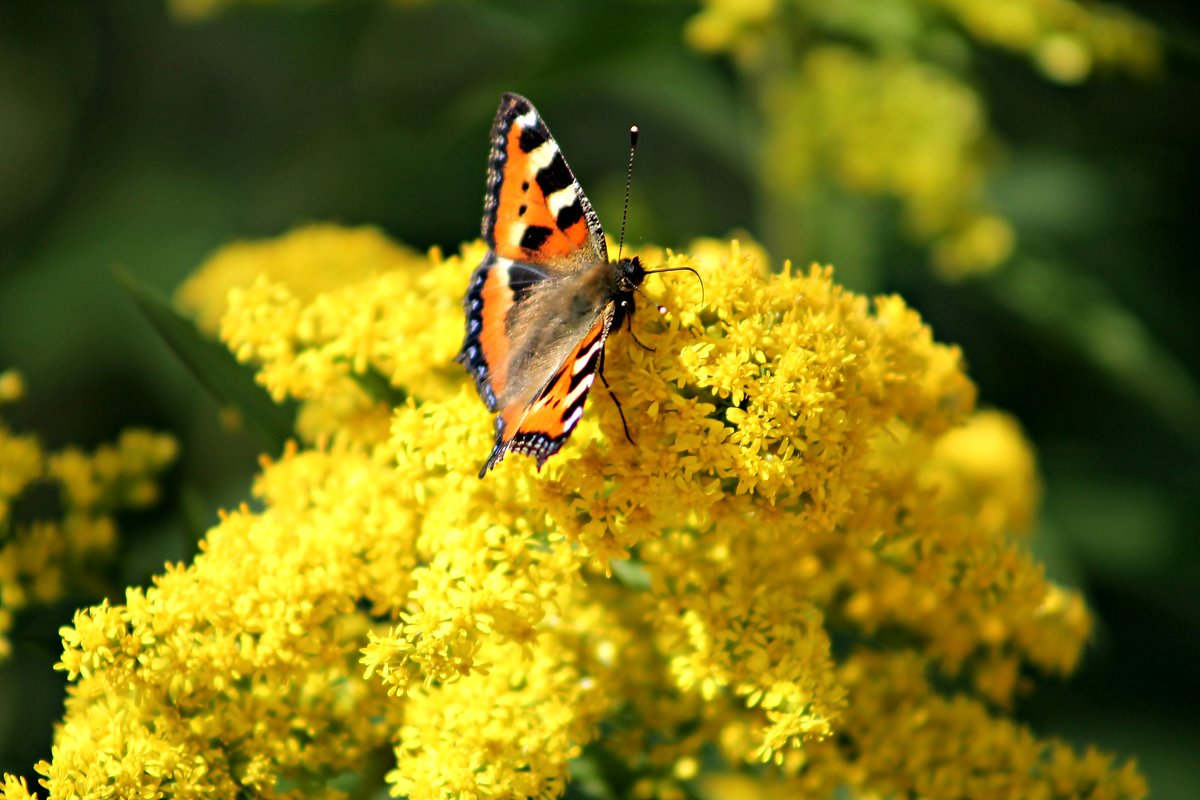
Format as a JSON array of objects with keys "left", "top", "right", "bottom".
[{"left": 1, "top": 0, "right": 1197, "bottom": 795}]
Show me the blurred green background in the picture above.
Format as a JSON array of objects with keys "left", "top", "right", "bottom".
[{"left": 1, "top": 0, "right": 1198, "bottom": 796}]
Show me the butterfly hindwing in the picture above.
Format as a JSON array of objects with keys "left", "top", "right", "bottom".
[
  {"left": 482, "top": 307, "right": 614, "bottom": 476},
  {"left": 482, "top": 93, "right": 607, "bottom": 268}
]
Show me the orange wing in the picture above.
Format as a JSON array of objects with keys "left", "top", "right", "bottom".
[
  {"left": 479, "top": 307, "right": 614, "bottom": 476},
  {"left": 482, "top": 93, "right": 607, "bottom": 268},
  {"left": 457, "top": 253, "right": 549, "bottom": 411}
]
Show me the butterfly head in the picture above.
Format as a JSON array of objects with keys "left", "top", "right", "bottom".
[
  {"left": 615, "top": 255, "right": 646, "bottom": 294},
  {"left": 619, "top": 258, "right": 704, "bottom": 319}
]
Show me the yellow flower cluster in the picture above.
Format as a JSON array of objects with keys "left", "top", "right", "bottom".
[
  {"left": 689, "top": 0, "right": 1159, "bottom": 82},
  {"left": 762, "top": 45, "right": 1012, "bottom": 277},
  {"left": 705, "top": 652, "right": 1148, "bottom": 799},
  {"left": 1, "top": 226, "right": 1144, "bottom": 799},
  {"left": 0, "top": 371, "right": 177, "bottom": 660},
  {"left": 925, "top": 0, "right": 1160, "bottom": 83},
  {"left": 686, "top": 0, "right": 1159, "bottom": 277}
]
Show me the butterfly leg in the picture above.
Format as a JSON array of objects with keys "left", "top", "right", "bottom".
[
  {"left": 624, "top": 303, "right": 656, "bottom": 352},
  {"left": 597, "top": 347, "right": 635, "bottom": 445}
]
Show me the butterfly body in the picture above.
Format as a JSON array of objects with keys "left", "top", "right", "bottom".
[{"left": 458, "top": 93, "right": 646, "bottom": 477}]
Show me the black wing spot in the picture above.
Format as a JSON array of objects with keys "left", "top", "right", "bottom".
[
  {"left": 521, "top": 180, "right": 530, "bottom": 191},
  {"left": 520, "top": 225, "right": 553, "bottom": 251},
  {"left": 519, "top": 125, "right": 547, "bottom": 153},
  {"left": 567, "top": 365, "right": 591, "bottom": 393},
  {"left": 518, "top": 204, "right": 527, "bottom": 217},
  {"left": 555, "top": 198, "right": 583, "bottom": 231},
  {"left": 506, "top": 263, "right": 545, "bottom": 304},
  {"left": 537, "top": 152, "right": 573, "bottom": 196}
]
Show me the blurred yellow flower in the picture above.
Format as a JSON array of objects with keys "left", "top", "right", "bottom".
[
  {"left": 927, "top": 0, "right": 1160, "bottom": 81},
  {"left": 687, "top": 0, "right": 1160, "bottom": 277},
  {"left": 2, "top": 226, "right": 1144, "bottom": 799},
  {"left": 0, "top": 370, "right": 23, "bottom": 404},
  {"left": 0, "top": 375, "right": 177, "bottom": 661}
]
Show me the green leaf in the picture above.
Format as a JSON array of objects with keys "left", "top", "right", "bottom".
[
  {"left": 610, "top": 557, "right": 652, "bottom": 592},
  {"left": 115, "top": 269, "right": 297, "bottom": 452},
  {"left": 345, "top": 362, "right": 410, "bottom": 407}
]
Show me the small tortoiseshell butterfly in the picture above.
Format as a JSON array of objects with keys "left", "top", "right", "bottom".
[{"left": 457, "top": 93, "right": 691, "bottom": 477}]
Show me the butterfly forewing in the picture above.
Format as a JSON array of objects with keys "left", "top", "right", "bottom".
[{"left": 482, "top": 93, "right": 607, "bottom": 267}]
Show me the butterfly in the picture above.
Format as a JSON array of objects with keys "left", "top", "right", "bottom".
[{"left": 457, "top": 93, "right": 694, "bottom": 477}]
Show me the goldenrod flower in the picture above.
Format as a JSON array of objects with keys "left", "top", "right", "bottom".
[
  {"left": 2, "top": 226, "right": 1144, "bottom": 798},
  {"left": 687, "top": 0, "right": 1159, "bottom": 277},
  {"left": 0, "top": 371, "right": 23, "bottom": 405},
  {"left": 926, "top": 0, "right": 1160, "bottom": 81},
  {"left": 0, "top": 379, "right": 177, "bottom": 661}
]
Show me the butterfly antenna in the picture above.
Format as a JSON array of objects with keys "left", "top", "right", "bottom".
[{"left": 616, "top": 125, "right": 639, "bottom": 262}]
